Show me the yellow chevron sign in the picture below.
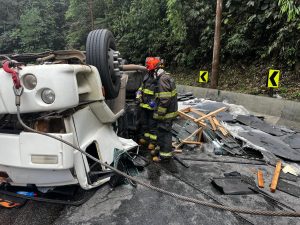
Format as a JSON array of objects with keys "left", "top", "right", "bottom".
[
  {"left": 199, "top": 71, "right": 208, "bottom": 83},
  {"left": 268, "top": 69, "right": 280, "bottom": 88}
]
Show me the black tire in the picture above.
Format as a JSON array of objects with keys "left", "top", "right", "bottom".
[{"left": 86, "top": 29, "right": 121, "bottom": 99}]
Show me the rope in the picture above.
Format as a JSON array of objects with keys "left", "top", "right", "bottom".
[
  {"left": 179, "top": 157, "right": 267, "bottom": 165},
  {"left": 15, "top": 105, "right": 300, "bottom": 217}
]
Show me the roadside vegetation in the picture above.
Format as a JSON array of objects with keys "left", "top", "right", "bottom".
[{"left": 0, "top": 0, "right": 299, "bottom": 100}]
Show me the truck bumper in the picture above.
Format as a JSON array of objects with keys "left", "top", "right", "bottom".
[{"left": 0, "top": 132, "right": 78, "bottom": 187}]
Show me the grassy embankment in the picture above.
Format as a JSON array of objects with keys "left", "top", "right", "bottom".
[{"left": 171, "top": 63, "right": 300, "bottom": 101}]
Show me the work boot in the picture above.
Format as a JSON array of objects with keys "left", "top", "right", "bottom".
[
  {"left": 148, "top": 143, "right": 156, "bottom": 151},
  {"left": 150, "top": 146, "right": 160, "bottom": 156},
  {"left": 139, "top": 138, "right": 147, "bottom": 146},
  {"left": 152, "top": 156, "right": 160, "bottom": 162},
  {"left": 160, "top": 158, "right": 178, "bottom": 173}
]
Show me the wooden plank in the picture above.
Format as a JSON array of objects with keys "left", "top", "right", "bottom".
[
  {"left": 182, "top": 140, "right": 202, "bottom": 145},
  {"left": 174, "top": 143, "right": 183, "bottom": 150},
  {"left": 270, "top": 160, "right": 282, "bottom": 193},
  {"left": 182, "top": 127, "right": 203, "bottom": 143},
  {"left": 212, "top": 116, "right": 221, "bottom": 126},
  {"left": 212, "top": 116, "right": 229, "bottom": 136},
  {"left": 178, "top": 110, "right": 197, "bottom": 121},
  {"left": 179, "top": 107, "right": 191, "bottom": 113},
  {"left": 218, "top": 125, "right": 228, "bottom": 136},
  {"left": 197, "top": 129, "right": 203, "bottom": 142},
  {"left": 257, "top": 169, "right": 265, "bottom": 188},
  {"left": 195, "top": 107, "right": 227, "bottom": 122},
  {"left": 190, "top": 108, "right": 207, "bottom": 116},
  {"left": 209, "top": 117, "right": 217, "bottom": 131},
  {"left": 178, "top": 110, "right": 207, "bottom": 127}
]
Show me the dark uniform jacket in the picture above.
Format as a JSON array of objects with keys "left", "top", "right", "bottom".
[{"left": 137, "top": 70, "right": 178, "bottom": 120}]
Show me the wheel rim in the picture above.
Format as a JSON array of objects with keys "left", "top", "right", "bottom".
[{"left": 107, "top": 48, "right": 122, "bottom": 83}]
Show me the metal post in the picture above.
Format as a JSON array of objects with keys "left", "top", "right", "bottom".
[{"left": 210, "top": 0, "right": 223, "bottom": 89}]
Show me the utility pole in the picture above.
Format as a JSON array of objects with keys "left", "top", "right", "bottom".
[{"left": 210, "top": 0, "right": 223, "bottom": 89}]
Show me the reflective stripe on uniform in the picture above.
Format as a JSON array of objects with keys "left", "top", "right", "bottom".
[
  {"left": 149, "top": 134, "right": 157, "bottom": 141},
  {"left": 140, "top": 103, "right": 154, "bottom": 110},
  {"left": 153, "top": 111, "right": 178, "bottom": 120},
  {"left": 155, "top": 89, "right": 177, "bottom": 98},
  {"left": 144, "top": 132, "right": 157, "bottom": 141},
  {"left": 142, "top": 89, "right": 154, "bottom": 95},
  {"left": 160, "top": 152, "right": 173, "bottom": 157},
  {"left": 157, "top": 106, "right": 167, "bottom": 113},
  {"left": 138, "top": 86, "right": 154, "bottom": 95}
]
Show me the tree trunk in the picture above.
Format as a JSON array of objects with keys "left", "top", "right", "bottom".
[
  {"left": 87, "top": 0, "right": 94, "bottom": 30},
  {"left": 210, "top": 0, "right": 223, "bottom": 89}
]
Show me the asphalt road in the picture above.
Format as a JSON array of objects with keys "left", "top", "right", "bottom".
[{"left": 2, "top": 150, "right": 300, "bottom": 225}]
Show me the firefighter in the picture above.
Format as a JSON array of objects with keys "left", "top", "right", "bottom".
[{"left": 136, "top": 57, "right": 178, "bottom": 171}]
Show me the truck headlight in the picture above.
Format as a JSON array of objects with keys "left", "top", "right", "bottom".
[
  {"left": 22, "top": 74, "right": 37, "bottom": 90},
  {"left": 41, "top": 88, "right": 55, "bottom": 104}
]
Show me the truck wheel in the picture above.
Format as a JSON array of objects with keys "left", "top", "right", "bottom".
[{"left": 86, "top": 29, "right": 121, "bottom": 99}]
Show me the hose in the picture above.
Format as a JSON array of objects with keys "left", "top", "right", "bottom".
[{"left": 15, "top": 105, "right": 300, "bottom": 217}]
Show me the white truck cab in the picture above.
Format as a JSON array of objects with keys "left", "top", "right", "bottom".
[{"left": 0, "top": 29, "right": 139, "bottom": 190}]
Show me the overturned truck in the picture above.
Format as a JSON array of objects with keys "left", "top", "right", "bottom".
[{"left": 0, "top": 29, "right": 144, "bottom": 190}]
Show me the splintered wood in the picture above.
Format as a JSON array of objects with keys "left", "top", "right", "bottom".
[{"left": 175, "top": 106, "right": 229, "bottom": 149}]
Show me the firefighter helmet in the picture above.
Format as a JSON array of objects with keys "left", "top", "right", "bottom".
[{"left": 145, "top": 57, "right": 161, "bottom": 71}]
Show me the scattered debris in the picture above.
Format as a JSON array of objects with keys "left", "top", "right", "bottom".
[
  {"left": 177, "top": 92, "right": 195, "bottom": 101},
  {"left": 212, "top": 177, "right": 256, "bottom": 195},
  {"left": 0, "top": 195, "right": 26, "bottom": 208},
  {"left": 270, "top": 160, "right": 282, "bottom": 193},
  {"left": 175, "top": 106, "right": 231, "bottom": 151},
  {"left": 277, "top": 180, "right": 300, "bottom": 198},
  {"left": 280, "top": 172, "right": 298, "bottom": 182},
  {"left": 257, "top": 169, "right": 265, "bottom": 188},
  {"left": 282, "top": 164, "right": 299, "bottom": 176},
  {"left": 236, "top": 115, "right": 283, "bottom": 136},
  {"left": 238, "top": 130, "right": 300, "bottom": 162},
  {"left": 282, "top": 133, "right": 300, "bottom": 149}
]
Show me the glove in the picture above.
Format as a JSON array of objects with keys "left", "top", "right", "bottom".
[
  {"left": 149, "top": 100, "right": 157, "bottom": 109},
  {"left": 136, "top": 90, "right": 142, "bottom": 104}
]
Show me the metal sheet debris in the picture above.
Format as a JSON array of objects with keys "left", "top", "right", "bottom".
[
  {"left": 238, "top": 130, "right": 300, "bottom": 161},
  {"left": 282, "top": 133, "right": 300, "bottom": 149},
  {"left": 212, "top": 177, "right": 255, "bottom": 195},
  {"left": 236, "top": 115, "right": 283, "bottom": 136},
  {"left": 277, "top": 180, "right": 300, "bottom": 198}
]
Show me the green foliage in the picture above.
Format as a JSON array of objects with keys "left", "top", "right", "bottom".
[
  {"left": 19, "top": 8, "right": 50, "bottom": 51},
  {"left": 166, "top": 0, "right": 187, "bottom": 42},
  {"left": 278, "top": 0, "right": 300, "bottom": 21},
  {"left": 66, "top": 0, "right": 91, "bottom": 49},
  {"left": 222, "top": 0, "right": 300, "bottom": 67},
  {"left": 0, "top": 0, "right": 299, "bottom": 69},
  {"left": 0, "top": 0, "right": 67, "bottom": 53}
]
